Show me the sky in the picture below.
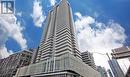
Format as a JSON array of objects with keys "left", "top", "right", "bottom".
[{"left": 0, "top": 0, "right": 130, "bottom": 72}]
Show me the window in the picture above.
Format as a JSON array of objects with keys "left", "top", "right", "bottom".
[
  {"left": 42, "top": 62, "right": 46, "bottom": 72},
  {"left": 50, "top": 61, "right": 54, "bottom": 71},
  {"left": 55, "top": 60, "right": 60, "bottom": 70}
]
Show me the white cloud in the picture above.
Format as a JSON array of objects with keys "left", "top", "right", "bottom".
[
  {"left": 74, "top": 12, "right": 127, "bottom": 69},
  {"left": 75, "top": 12, "right": 95, "bottom": 33},
  {"left": 49, "top": 0, "right": 56, "bottom": 6},
  {"left": 0, "top": 46, "right": 13, "bottom": 58},
  {"left": 16, "top": 12, "right": 22, "bottom": 17},
  {"left": 31, "top": 0, "right": 46, "bottom": 27},
  {"left": 0, "top": 4, "right": 27, "bottom": 58}
]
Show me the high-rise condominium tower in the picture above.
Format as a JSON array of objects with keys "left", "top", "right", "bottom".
[
  {"left": 35, "top": 0, "right": 81, "bottom": 63},
  {"left": 16, "top": 0, "right": 100, "bottom": 77}
]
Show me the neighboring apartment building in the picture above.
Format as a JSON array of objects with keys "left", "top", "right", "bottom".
[
  {"left": 0, "top": 49, "right": 33, "bottom": 77},
  {"left": 111, "top": 46, "right": 130, "bottom": 77},
  {"left": 81, "top": 51, "right": 96, "bottom": 70},
  {"left": 108, "top": 59, "right": 125, "bottom": 77},
  {"left": 97, "top": 66, "right": 108, "bottom": 77}
]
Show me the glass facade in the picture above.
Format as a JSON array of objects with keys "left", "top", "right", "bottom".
[{"left": 16, "top": 53, "right": 100, "bottom": 77}]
